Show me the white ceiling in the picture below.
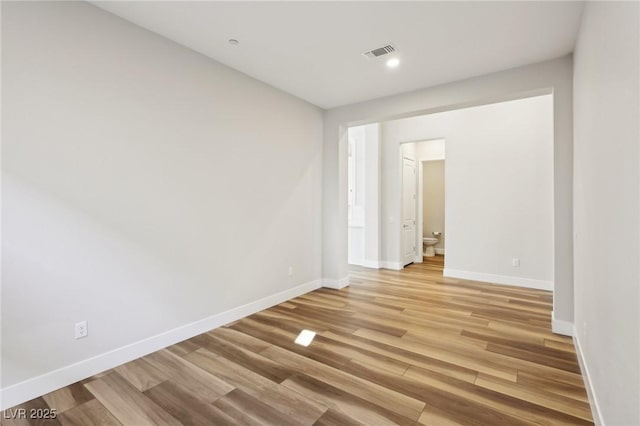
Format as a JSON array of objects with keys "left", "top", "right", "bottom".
[{"left": 93, "top": 1, "right": 584, "bottom": 109}]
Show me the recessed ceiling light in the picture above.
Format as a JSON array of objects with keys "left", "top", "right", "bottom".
[
  {"left": 386, "top": 58, "right": 400, "bottom": 68},
  {"left": 228, "top": 39, "right": 239, "bottom": 46}
]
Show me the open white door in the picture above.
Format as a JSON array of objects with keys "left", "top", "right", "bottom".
[{"left": 402, "top": 157, "right": 416, "bottom": 266}]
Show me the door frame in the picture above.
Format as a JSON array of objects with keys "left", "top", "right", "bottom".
[{"left": 398, "top": 138, "right": 446, "bottom": 268}]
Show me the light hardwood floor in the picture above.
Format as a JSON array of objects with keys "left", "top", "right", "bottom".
[{"left": 2, "top": 257, "right": 593, "bottom": 425}]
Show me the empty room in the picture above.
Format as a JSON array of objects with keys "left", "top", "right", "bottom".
[{"left": 1, "top": 1, "right": 638, "bottom": 425}]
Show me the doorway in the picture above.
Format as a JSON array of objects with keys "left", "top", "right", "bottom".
[
  {"left": 420, "top": 159, "right": 445, "bottom": 257},
  {"left": 347, "top": 123, "right": 381, "bottom": 268},
  {"left": 400, "top": 139, "right": 446, "bottom": 268}
]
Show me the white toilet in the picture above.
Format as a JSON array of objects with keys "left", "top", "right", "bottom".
[{"left": 423, "top": 232, "right": 441, "bottom": 257}]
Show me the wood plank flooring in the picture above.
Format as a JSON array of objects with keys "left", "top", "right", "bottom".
[{"left": 2, "top": 257, "right": 593, "bottom": 425}]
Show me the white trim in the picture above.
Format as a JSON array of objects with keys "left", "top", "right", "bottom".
[
  {"left": 414, "top": 255, "right": 423, "bottom": 263},
  {"left": 443, "top": 268, "right": 553, "bottom": 291},
  {"left": 573, "top": 328, "right": 605, "bottom": 426},
  {"left": 435, "top": 248, "right": 445, "bottom": 255},
  {"left": 551, "top": 311, "right": 573, "bottom": 336},
  {"left": 380, "top": 261, "right": 403, "bottom": 270},
  {"left": 0, "top": 279, "right": 322, "bottom": 411},
  {"left": 322, "top": 276, "right": 350, "bottom": 289},
  {"left": 362, "top": 259, "right": 381, "bottom": 269}
]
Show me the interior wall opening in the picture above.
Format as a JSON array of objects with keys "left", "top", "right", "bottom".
[
  {"left": 346, "top": 94, "right": 554, "bottom": 298},
  {"left": 347, "top": 123, "right": 381, "bottom": 269},
  {"left": 398, "top": 139, "right": 446, "bottom": 268}
]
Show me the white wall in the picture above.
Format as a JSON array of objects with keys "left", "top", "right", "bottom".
[
  {"left": 382, "top": 96, "right": 554, "bottom": 287},
  {"left": 416, "top": 139, "right": 446, "bottom": 164},
  {"left": 573, "top": 2, "right": 640, "bottom": 424},
  {"left": 323, "top": 56, "right": 574, "bottom": 325},
  {"left": 347, "top": 126, "right": 366, "bottom": 264},
  {"left": 363, "top": 124, "right": 381, "bottom": 268},
  {"left": 347, "top": 124, "right": 381, "bottom": 267},
  {"left": 1, "top": 0, "right": 323, "bottom": 405}
]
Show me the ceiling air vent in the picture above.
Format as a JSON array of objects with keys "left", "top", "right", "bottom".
[{"left": 362, "top": 44, "right": 396, "bottom": 59}]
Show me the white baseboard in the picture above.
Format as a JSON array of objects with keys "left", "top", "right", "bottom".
[
  {"left": 551, "top": 311, "right": 573, "bottom": 336},
  {"left": 573, "top": 328, "right": 604, "bottom": 426},
  {"left": 0, "top": 279, "right": 322, "bottom": 411},
  {"left": 414, "top": 255, "right": 423, "bottom": 263},
  {"left": 322, "top": 276, "right": 350, "bottom": 289},
  {"left": 362, "top": 259, "right": 380, "bottom": 269},
  {"left": 443, "top": 268, "right": 553, "bottom": 291},
  {"left": 380, "top": 261, "right": 403, "bottom": 270},
  {"left": 435, "top": 248, "right": 445, "bottom": 255}
]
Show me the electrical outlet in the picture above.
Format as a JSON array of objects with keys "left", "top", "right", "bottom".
[
  {"left": 512, "top": 258, "right": 520, "bottom": 267},
  {"left": 75, "top": 321, "right": 88, "bottom": 339},
  {"left": 288, "top": 266, "right": 294, "bottom": 277}
]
